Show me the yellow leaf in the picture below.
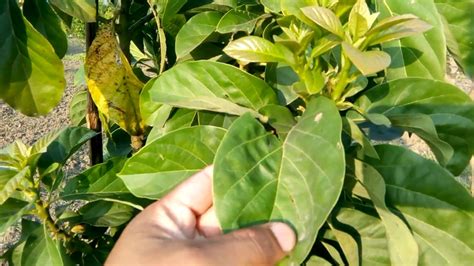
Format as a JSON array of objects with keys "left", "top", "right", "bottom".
[{"left": 85, "top": 26, "right": 145, "bottom": 136}]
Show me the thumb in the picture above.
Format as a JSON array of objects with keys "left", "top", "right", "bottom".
[{"left": 203, "top": 222, "right": 296, "bottom": 265}]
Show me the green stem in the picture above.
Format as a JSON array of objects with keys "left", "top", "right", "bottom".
[
  {"left": 149, "top": 5, "right": 167, "bottom": 74},
  {"left": 332, "top": 55, "right": 352, "bottom": 101}
]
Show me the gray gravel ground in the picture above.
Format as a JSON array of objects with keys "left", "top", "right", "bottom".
[{"left": 0, "top": 39, "right": 90, "bottom": 176}]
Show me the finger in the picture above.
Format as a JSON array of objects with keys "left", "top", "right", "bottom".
[
  {"left": 197, "top": 207, "right": 221, "bottom": 237},
  {"left": 200, "top": 222, "right": 296, "bottom": 265},
  {"left": 162, "top": 165, "right": 214, "bottom": 215}
]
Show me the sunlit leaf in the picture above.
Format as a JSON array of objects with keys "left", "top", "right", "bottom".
[
  {"left": 224, "top": 36, "right": 296, "bottom": 65},
  {"left": 214, "top": 97, "right": 345, "bottom": 264},
  {"left": 217, "top": 9, "right": 260, "bottom": 34},
  {"left": 301, "top": 6, "right": 344, "bottom": 38},
  {"left": 119, "top": 126, "right": 226, "bottom": 199},
  {"left": 49, "top": 0, "right": 96, "bottom": 22},
  {"left": 23, "top": 0, "right": 68, "bottom": 58},
  {"left": 0, "top": 0, "right": 66, "bottom": 116},
  {"left": 148, "top": 61, "right": 278, "bottom": 117},
  {"left": 0, "top": 198, "right": 30, "bottom": 234},
  {"left": 342, "top": 42, "right": 391, "bottom": 75},
  {"left": 85, "top": 26, "right": 145, "bottom": 136},
  {"left": 376, "top": 0, "right": 445, "bottom": 80}
]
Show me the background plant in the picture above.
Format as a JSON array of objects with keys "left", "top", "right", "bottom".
[{"left": 0, "top": 0, "right": 473, "bottom": 265}]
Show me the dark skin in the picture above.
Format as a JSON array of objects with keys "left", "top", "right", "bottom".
[{"left": 106, "top": 166, "right": 296, "bottom": 265}]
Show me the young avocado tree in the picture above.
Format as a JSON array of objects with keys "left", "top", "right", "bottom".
[{"left": 1, "top": 0, "right": 473, "bottom": 265}]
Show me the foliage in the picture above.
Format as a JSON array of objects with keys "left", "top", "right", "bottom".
[{"left": 1, "top": 0, "right": 473, "bottom": 265}]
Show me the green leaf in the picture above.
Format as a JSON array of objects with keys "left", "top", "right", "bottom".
[
  {"left": 261, "top": 0, "right": 281, "bottom": 13},
  {"left": 196, "top": 111, "right": 236, "bottom": 128},
  {"left": 119, "top": 126, "right": 226, "bottom": 199},
  {"left": 301, "top": 6, "right": 344, "bottom": 38},
  {"left": 77, "top": 201, "right": 134, "bottom": 227},
  {"left": 342, "top": 42, "right": 391, "bottom": 75},
  {"left": 435, "top": 0, "right": 474, "bottom": 77},
  {"left": 140, "top": 78, "right": 164, "bottom": 126},
  {"left": 148, "top": 61, "right": 279, "bottom": 117},
  {"left": 148, "top": 108, "right": 197, "bottom": 142},
  {"left": 175, "top": 11, "right": 223, "bottom": 59},
  {"left": 37, "top": 127, "right": 97, "bottom": 172},
  {"left": 214, "top": 96, "right": 345, "bottom": 264},
  {"left": 350, "top": 159, "right": 419, "bottom": 265},
  {"left": 150, "top": 0, "right": 187, "bottom": 25},
  {"left": 68, "top": 90, "right": 88, "bottom": 126},
  {"left": 431, "top": 113, "right": 474, "bottom": 175},
  {"left": 265, "top": 63, "right": 300, "bottom": 105},
  {"left": 259, "top": 104, "right": 296, "bottom": 139},
  {"left": 49, "top": 0, "right": 96, "bottom": 22},
  {"left": 388, "top": 114, "right": 454, "bottom": 166},
  {"left": 376, "top": 0, "right": 446, "bottom": 80},
  {"left": 348, "top": 0, "right": 378, "bottom": 41},
  {"left": 23, "top": 0, "right": 68, "bottom": 58},
  {"left": 281, "top": 0, "right": 319, "bottom": 26},
  {"left": 217, "top": 9, "right": 260, "bottom": 33},
  {"left": 0, "top": 168, "right": 29, "bottom": 205},
  {"left": 61, "top": 158, "right": 134, "bottom": 202},
  {"left": 356, "top": 78, "right": 474, "bottom": 172},
  {"left": 0, "top": 198, "right": 30, "bottom": 234},
  {"left": 333, "top": 207, "right": 391, "bottom": 265},
  {"left": 224, "top": 36, "right": 296, "bottom": 65},
  {"left": 0, "top": 0, "right": 66, "bottom": 116},
  {"left": 368, "top": 145, "right": 474, "bottom": 264},
  {"left": 20, "top": 224, "right": 72, "bottom": 266},
  {"left": 342, "top": 117, "right": 378, "bottom": 159}
]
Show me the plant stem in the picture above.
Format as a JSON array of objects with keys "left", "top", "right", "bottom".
[
  {"left": 331, "top": 55, "right": 352, "bottom": 101},
  {"left": 149, "top": 2, "right": 167, "bottom": 74},
  {"left": 86, "top": 0, "right": 104, "bottom": 165},
  {"left": 117, "top": 0, "right": 132, "bottom": 62}
]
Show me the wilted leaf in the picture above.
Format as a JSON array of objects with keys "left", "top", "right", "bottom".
[
  {"left": 217, "top": 9, "right": 260, "bottom": 33},
  {"left": 0, "top": 0, "right": 66, "bottom": 116},
  {"left": 86, "top": 26, "right": 145, "bottom": 136},
  {"left": 214, "top": 97, "right": 345, "bottom": 264},
  {"left": 175, "top": 11, "right": 222, "bottom": 59},
  {"left": 148, "top": 61, "right": 279, "bottom": 117},
  {"left": 301, "top": 6, "right": 344, "bottom": 38},
  {"left": 342, "top": 42, "right": 391, "bottom": 75},
  {"left": 49, "top": 0, "right": 96, "bottom": 22},
  {"left": 119, "top": 126, "right": 226, "bottom": 199},
  {"left": 224, "top": 36, "right": 296, "bottom": 65},
  {"left": 23, "top": 0, "right": 68, "bottom": 58}
]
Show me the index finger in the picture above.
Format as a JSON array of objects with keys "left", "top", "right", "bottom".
[{"left": 161, "top": 165, "right": 214, "bottom": 215}]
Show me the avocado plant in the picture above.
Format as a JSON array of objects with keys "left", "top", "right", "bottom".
[{"left": 1, "top": 0, "right": 473, "bottom": 265}]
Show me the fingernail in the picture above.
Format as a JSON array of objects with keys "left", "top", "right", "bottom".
[{"left": 269, "top": 222, "right": 296, "bottom": 252}]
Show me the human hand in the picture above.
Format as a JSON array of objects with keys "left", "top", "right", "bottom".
[{"left": 106, "top": 166, "right": 296, "bottom": 265}]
